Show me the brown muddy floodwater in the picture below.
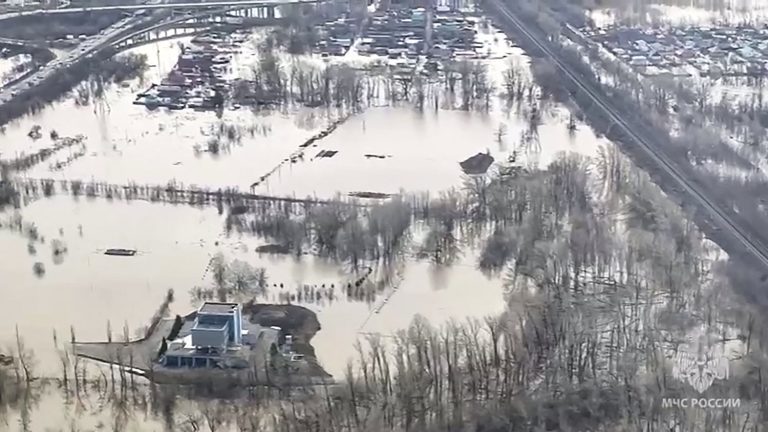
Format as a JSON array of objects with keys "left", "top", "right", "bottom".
[
  {"left": 0, "top": 196, "right": 508, "bottom": 430},
  {"left": 0, "top": 196, "right": 505, "bottom": 379},
  {"left": 0, "top": 28, "right": 611, "bottom": 429},
  {"left": 254, "top": 105, "right": 606, "bottom": 198},
  {"left": 1, "top": 34, "right": 607, "bottom": 199},
  {"left": 0, "top": 39, "right": 337, "bottom": 191}
]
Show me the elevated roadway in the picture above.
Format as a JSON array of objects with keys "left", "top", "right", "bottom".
[
  {"left": 0, "top": 0, "right": 305, "bottom": 104},
  {"left": 0, "top": 0, "right": 316, "bottom": 20},
  {"left": 0, "top": 0, "right": 166, "bottom": 103}
]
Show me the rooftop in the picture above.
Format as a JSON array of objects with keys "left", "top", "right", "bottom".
[
  {"left": 166, "top": 335, "right": 245, "bottom": 357},
  {"left": 199, "top": 302, "right": 240, "bottom": 315},
  {"left": 460, "top": 152, "right": 494, "bottom": 175},
  {"left": 193, "top": 321, "right": 228, "bottom": 330}
]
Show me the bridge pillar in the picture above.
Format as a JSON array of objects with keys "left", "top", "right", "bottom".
[{"left": 267, "top": 6, "right": 275, "bottom": 19}]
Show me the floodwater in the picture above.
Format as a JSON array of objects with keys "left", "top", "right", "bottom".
[
  {"left": 0, "top": 196, "right": 224, "bottom": 376},
  {"left": 255, "top": 105, "right": 604, "bottom": 198},
  {"left": 0, "top": 195, "right": 508, "bottom": 429},
  {"left": 0, "top": 25, "right": 609, "bottom": 429},
  {"left": 0, "top": 28, "right": 607, "bottom": 198},
  {"left": 0, "top": 195, "right": 506, "bottom": 378},
  {"left": 0, "top": 39, "right": 337, "bottom": 192}
]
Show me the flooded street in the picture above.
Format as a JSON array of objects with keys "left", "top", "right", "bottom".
[{"left": 0, "top": 0, "right": 764, "bottom": 425}]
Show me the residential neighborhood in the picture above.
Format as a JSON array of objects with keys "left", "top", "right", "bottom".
[{"left": 583, "top": 23, "right": 768, "bottom": 77}]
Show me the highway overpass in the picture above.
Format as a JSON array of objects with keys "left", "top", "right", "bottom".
[
  {"left": 0, "top": 0, "right": 317, "bottom": 20},
  {"left": 0, "top": 0, "right": 323, "bottom": 108}
]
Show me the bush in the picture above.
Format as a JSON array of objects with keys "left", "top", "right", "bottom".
[
  {"left": 157, "top": 337, "right": 168, "bottom": 358},
  {"left": 168, "top": 315, "right": 183, "bottom": 340}
]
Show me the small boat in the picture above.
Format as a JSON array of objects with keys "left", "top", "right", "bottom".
[{"left": 105, "top": 248, "right": 137, "bottom": 256}]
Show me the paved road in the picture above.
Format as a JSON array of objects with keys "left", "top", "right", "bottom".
[
  {"left": 0, "top": 0, "right": 177, "bottom": 104},
  {"left": 0, "top": 14, "right": 145, "bottom": 103},
  {"left": 0, "top": 0, "right": 313, "bottom": 19},
  {"left": 0, "top": 37, "right": 35, "bottom": 46},
  {"left": 488, "top": 0, "right": 768, "bottom": 269}
]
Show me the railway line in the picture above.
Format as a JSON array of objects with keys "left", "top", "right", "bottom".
[{"left": 487, "top": 0, "right": 768, "bottom": 269}]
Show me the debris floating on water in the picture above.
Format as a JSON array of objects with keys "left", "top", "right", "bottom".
[
  {"left": 459, "top": 152, "right": 494, "bottom": 175},
  {"left": 255, "top": 244, "right": 291, "bottom": 254},
  {"left": 348, "top": 191, "right": 391, "bottom": 199},
  {"left": 105, "top": 248, "right": 137, "bottom": 256},
  {"left": 315, "top": 150, "right": 338, "bottom": 159}
]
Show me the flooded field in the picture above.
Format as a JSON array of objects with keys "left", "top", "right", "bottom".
[
  {"left": 0, "top": 32, "right": 605, "bottom": 198},
  {"left": 0, "top": 40, "right": 336, "bottom": 191},
  {"left": 0, "top": 194, "right": 508, "bottom": 376},
  {"left": 254, "top": 105, "right": 603, "bottom": 198},
  {"left": 0, "top": 18, "right": 624, "bottom": 430}
]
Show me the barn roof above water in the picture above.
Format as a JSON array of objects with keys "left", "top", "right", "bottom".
[{"left": 459, "top": 152, "right": 494, "bottom": 175}]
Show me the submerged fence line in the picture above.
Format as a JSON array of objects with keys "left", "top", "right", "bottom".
[
  {"left": 11, "top": 177, "right": 383, "bottom": 210},
  {"left": 0, "top": 135, "right": 86, "bottom": 172},
  {"left": 8, "top": 176, "right": 444, "bottom": 219}
]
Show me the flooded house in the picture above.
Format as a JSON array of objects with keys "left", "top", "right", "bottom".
[
  {"left": 160, "top": 302, "right": 279, "bottom": 369},
  {"left": 460, "top": 152, "right": 494, "bottom": 175},
  {"left": 156, "top": 85, "right": 185, "bottom": 98},
  {"left": 177, "top": 53, "right": 202, "bottom": 73},
  {"left": 133, "top": 33, "right": 243, "bottom": 111}
]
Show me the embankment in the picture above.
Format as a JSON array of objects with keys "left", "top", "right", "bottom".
[{"left": 0, "top": 47, "right": 145, "bottom": 127}]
